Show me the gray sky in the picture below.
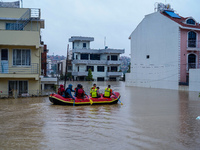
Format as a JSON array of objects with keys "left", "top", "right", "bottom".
[{"left": 3, "top": 0, "right": 200, "bottom": 56}]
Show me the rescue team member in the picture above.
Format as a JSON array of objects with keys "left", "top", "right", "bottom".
[
  {"left": 63, "top": 84, "right": 75, "bottom": 99},
  {"left": 74, "top": 84, "right": 81, "bottom": 97},
  {"left": 77, "top": 85, "right": 86, "bottom": 99},
  {"left": 58, "top": 84, "right": 65, "bottom": 95},
  {"left": 90, "top": 84, "right": 97, "bottom": 96},
  {"left": 91, "top": 86, "right": 101, "bottom": 98},
  {"left": 103, "top": 85, "right": 113, "bottom": 98}
]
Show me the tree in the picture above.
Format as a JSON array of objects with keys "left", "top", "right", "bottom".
[{"left": 86, "top": 68, "right": 93, "bottom": 81}]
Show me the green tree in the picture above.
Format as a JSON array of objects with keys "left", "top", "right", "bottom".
[{"left": 86, "top": 68, "right": 93, "bottom": 81}]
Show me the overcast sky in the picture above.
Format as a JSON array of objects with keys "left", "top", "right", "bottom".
[{"left": 3, "top": 0, "right": 200, "bottom": 56}]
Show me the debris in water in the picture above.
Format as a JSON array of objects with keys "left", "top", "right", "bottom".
[{"left": 196, "top": 116, "right": 200, "bottom": 120}]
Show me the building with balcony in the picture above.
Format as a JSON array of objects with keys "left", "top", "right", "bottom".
[
  {"left": 0, "top": 3, "right": 45, "bottom": 97},
  {"left": 69, "top": 36, "right": 124, "bottom": 81},
  {"left": 126, "top": 3, "right": 200, "bottom": 91}
]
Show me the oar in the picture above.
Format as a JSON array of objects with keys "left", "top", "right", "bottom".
[
  {"left": 85, "top": 92, "right": 93, "bottom": 105},
  {"left": 73, "top": 97, "right": 75, "bottom": 106},
  {"left": 112, "top": 92, "right": 123, "bottom": 105}
]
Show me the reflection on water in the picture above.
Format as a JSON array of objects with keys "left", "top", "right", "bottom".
[{"left": 0, "top": 81, "right": 200, "bottom": 150}]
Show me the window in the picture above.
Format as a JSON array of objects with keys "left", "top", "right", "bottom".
[
  {"left": 186, "top": 19, "right": 195, "bottom": 25},
  {"left": 9, "top": 81, "right": 28, "bottom": 96},
  {"left": 97, "top": 66, "right": 104, "bottom": 72},
  {"left": 6, "top": 23, "right": 23, "bottom": 30},
  {"left": 83, "top": 43, "right": 86, "bottom": 48},
  {"left": 80, "top": 54, "right": 88, "bottom": 60},
  {"left": 13, "top": 49, "right": 31, "bottom": 66},
  {"left": 188, "top": 54, "right": 196, "bottom": 70},
  {"left": 86, "top": 66, "right": 94, "bottom": 71},
  {"left": 90, "top": 54, "right": 100, "bottom": 60},
  {"left": 188, "top": 31, "right": 196, "bottom": 47},
  {"left": 1, "top": 49, "right": 8, "bottom": 60},
  {"left": 111, "top": 55, "right": 118, "bottom": 61},
  {"left": 111, "top": 66, "right": 118, "bottom": 72}
]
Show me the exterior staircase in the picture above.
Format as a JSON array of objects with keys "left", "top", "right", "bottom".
[{"left": 15, "top": 8, "right": 40, "bottom": 30}]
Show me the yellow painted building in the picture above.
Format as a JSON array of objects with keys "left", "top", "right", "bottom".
[{"left": 0, "top": 6, "right": 45, "bottom": 97}]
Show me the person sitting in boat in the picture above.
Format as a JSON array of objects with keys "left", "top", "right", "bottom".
[
  {"left": 74, "top": 84, "right": 81, "bottom": 97},
  {"left": 63, "top": 84, "right": 75, "bottom": 99},
  {"left": 103, "top": 85, "right": 113, "bottom": 98},
  {"left": 90, "top": 83, "right": 97, "bottom": 96},
  {"left": 96, "top": 87, "right": 101, "bottom": 97},
  {"left": 58, "top": 84, "right": 65, "bottom": 96},
  {"left": 77, "top": 85, "right": 86, "bottom": 99},
  {"left": 91, "top": 86, "right": 101, "bottom": 98}
]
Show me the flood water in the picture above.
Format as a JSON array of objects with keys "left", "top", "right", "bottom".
[{"left": 0, "top": 81, "right": 200, "bottom": 150}]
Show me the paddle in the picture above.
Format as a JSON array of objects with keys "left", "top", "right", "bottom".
[
  {"left": 85, "top": 92, "right": 93, "bottom": 105},
  {"left": 112, "top": 92, "right": 123, "bottom": 105},
  {"left": 73, "top": 97, "right": 75, "bottom": 106}
]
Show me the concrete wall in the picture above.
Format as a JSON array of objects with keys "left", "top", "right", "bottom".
[
  {"left": 126, "top": 12, "right": 180, "bottom": 90},
  {"left": 189, "top": 69, "right": 200, "bottom": 91}
]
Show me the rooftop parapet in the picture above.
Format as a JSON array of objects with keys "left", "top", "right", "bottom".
[{"left": 69, "top": 36, "right": 94, "bottom": 42}]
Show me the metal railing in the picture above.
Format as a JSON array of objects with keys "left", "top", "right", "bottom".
[
  {"left": 187, "top": 40, "right": 200, "bottom": 49},
  {"left": 13, "top": 8, "right": 40, "bottom": 30},
  {"left": 0, "top": 63, "right": 39, "bottom": 74}
]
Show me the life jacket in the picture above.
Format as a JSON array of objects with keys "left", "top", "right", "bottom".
[
  {"left": 64, "top": 88, "right": 71, "bottom": 98},
  {"left": 74, "top": 87, "right": 79, "bottom": 97},
  {"left": 77, "top": 88, "right": 84, "bottom": 98},
  {"left": 91, "top": 88, "right": 97, "bottom": 98},
  {"left": 90, "top": 87, "right": 96, "bottom": 94},
  {"left": 104, "top": 88, "right": 111, "bottom": 97}
]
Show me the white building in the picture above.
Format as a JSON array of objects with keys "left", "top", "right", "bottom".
[
  {"left": 126, "top": 3, "right": 200, "bottom": 91},
  {"left": 69, "top": 36, "right": 124, "bottom": 81}
]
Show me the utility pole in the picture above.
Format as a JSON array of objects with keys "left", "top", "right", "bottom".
[{"left": 64, "top": 44, "right": 69, "bottom": 89}]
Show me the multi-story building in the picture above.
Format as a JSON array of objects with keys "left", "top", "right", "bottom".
[
  {"left": 126, "top": 3, "right": 200, "bottom": 91},
  {"left": 69, "top": 36, "right": 124, "bottom": 81},
  {"left": 0, "top": 3, "right": 45, "bottom": 97}
]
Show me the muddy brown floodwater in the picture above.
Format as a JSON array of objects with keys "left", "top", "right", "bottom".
[{"left": 0, "top": 81, "right": 200, "bottom": 150}]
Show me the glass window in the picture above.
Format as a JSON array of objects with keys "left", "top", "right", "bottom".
[
  {"left": 97, "top": 66, "right": 104, "bottom": 72},
  {"left": 186, "top": 19, "right": 195, "bottom": 25},
  {"left": 111, "top": 55, "right": 118, "bottom": 61},
  {"left": 111, "top": 66, "right": 118, "bottom": 72},
  {"left": 1, "top": 49, "right": 8, "bottom": 60},
  {"left": 9, "top": 81, "right": 28, "bottom": 96},
  {"left": 80, "top": 54, "right": 88, "bottom": 60},
  {"left": 13, "top": 49, "right": 31, "bottom": 66},
  {"left": 83, "top": 43, "right": 86, "bottom": 48},
  {"left": 188, "top": 31, "right": 196, "bottom": 47},
  {"left": 6, "top": 23, "right": 23, "bottom": 30},
  {"left": 90, "top": 54, "right": 100, "bottom": 60},
  {"left": 86, "top": 66, "right": 94, "bottom": 71}
]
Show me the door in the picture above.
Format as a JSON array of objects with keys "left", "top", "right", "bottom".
[
  {"left": 1, "top": 49, "right": 8, "bottom": 73},
  {"left": 188, "top": 53, "right": 196, "bottom": 70}
]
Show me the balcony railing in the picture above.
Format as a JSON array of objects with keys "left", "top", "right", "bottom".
[
  {"left": 72, "top": 60, "right": 107, "bottom": 65},
  {"left": 107, "top": 60, "right": 121, "bottom": 65},
  {"left": 72, "top": 49, "right": 124, "bottom": 54},
  {"left": 107, "top": 72, "right": 122, "bottom": 77},
  {"left": 0, "top": 63, "right": 39, "bottom": 74},
  {"left": 187, "top": 40, "right": 200, "bottom": 51},
  {"left": 72, "top": 59, "right": 121, "bottom": 65},
  {"left": 72, "top": 71, "right": 87, "bottom": 76}
]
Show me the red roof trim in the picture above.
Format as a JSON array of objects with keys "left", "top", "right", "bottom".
[{"left": 161, "top": 11, "right": 200, "bottom": 30}]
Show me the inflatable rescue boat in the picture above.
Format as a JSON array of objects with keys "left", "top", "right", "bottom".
[{"left": 49, "top": 92, "right": 120, "bottom": 105}]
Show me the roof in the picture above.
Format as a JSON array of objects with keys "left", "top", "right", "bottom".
[{"left": 161, "top": 11, "right": 200, "bottom": 30}]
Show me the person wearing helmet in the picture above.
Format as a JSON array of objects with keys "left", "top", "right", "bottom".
[{"left": 58, "top": 84, "right": 65, "bottom": 96}]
